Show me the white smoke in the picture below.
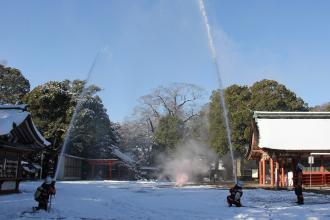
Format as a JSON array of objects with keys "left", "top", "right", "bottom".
[{"left": 159, "top": 139, "right": 217, "bottom": 186}]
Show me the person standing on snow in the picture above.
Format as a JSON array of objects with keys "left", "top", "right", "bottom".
[
  {"left": 34, "top": 176, "right": 56, "bottom": 211},
  {"left": 294, "top": 163, "right": 304, "bottom": 205},
  {"left": 227, "top": 181, "right": 243, "bottom": 207}
]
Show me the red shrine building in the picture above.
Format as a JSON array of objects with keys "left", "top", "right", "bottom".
[
  {"left": 247, "top": 111, "right": 330, "bottom": 187},
  {"left": 57, "top": 154, "right": 135, "bottom": 180}
]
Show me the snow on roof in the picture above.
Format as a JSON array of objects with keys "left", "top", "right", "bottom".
[
  {"left": 110, "top": 145, "right": 135, "bottom": 165},
  {"left": 0, "top": 105, "right": 50, "bottom": 146},
  {"left": 254, "top": 111, "right": 330, "bottom": 119},
  {"left": 32, "top": 122, "right": 51, "bottom": 146},
  {"left": 0, "top": 108, "right": 29, "bottom": 135},
  {"left": 254, "top": 111, "right": 330, "bottom": 151},
  {"left": 0, "top": 104, "right": 28, "bottom": 111}
]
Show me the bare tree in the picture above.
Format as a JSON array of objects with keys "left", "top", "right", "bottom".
[
  {"left": 136, "top": 83, "right": 206, "bottom": 131},
  {"left": 118, "top": 118, "right": 154, "bottom": 165},
  {"left": 119, "top": 83, "right": 206, "bottom": 165},
  {"left": 311, "top": 102, "right": 330, "bottom": 112}
]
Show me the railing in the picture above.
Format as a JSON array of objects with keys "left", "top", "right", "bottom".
[
  {"left": 0, "top": 160, "right": 18, "bottom": 179},
  {"left": 302, "top": 172, "right": 330, "bottom": 186}
]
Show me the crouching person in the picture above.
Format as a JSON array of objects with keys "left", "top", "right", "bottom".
[
  {"left": 34, "top": 176, "right": 56, "bottom": 211},
  {"left": 227, "top": 181, "right": 243, "bottom": 207}
]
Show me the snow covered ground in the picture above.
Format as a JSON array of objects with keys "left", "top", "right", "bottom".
[{"left": 0, "top": 181, "right": 330, "bottom": 220}]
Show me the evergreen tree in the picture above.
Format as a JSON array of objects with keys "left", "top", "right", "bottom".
[
  {"left": 225, "top": 85, "right": 252, "bottom": 155},
  {"left": 250, "top": 79, "right": 308, "bottom": 111},
  {"left": 24, "top": 80, "right": 116, "bottom": 159},
  {"left": 68, "top": 95, "right": 116, "bottom": 158},
  {"left": 0, "top": 64, "right": 30, "bottom": 104},
  {"left": 23, "top": 81, "right": 71, "bottom": 151},
  {"left": 130, "top": 83, "right": 205, "bottom": 163},
  {"left": 208, "top": 79, "right": 308, "bottom": 156},
  {"left": 185, "top": 104, "right": 209, "bottom": 144},
  {"left": 153, "top": 115, "right": 184, "bottom": 155}
]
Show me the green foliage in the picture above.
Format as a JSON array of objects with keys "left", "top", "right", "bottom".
[
  {"left": 23, "top": 80, "right": 116, "bottom": 159},
  {"left": 135, "top": 83, "right": 205, "bottom": 162},
  {"left": 208, "top": 79, "right": 308, "bottom": 156},
  {"left": 208, "top": 90, "right": 227, "bottom": 156},
  {"left": 250, "top": 79, "right": 308, "bottom": 111},
  {"left": 225, "top": 85, "right": 252, "bottom": 155},
  {"left": 23, "top": 81, "right": 71, "bottom": 151},
  {"left": 153, "top": 115, "right": 184, "bottom": 154},
  {"left": 0, "top": 64, "right": 30, "bottom": 104},
  {"left": 185, "top": 105, "right": 209, "bottom": 144},
  {"left": 68, "top": 95, "right": 115, "bottom": 158}
]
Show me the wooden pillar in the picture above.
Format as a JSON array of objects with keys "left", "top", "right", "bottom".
[
  {"left": 16, "top": 152, "right": 21, "bottom": 192},
  {"left": 259, "top": 160, "right": 262, "bottom": 185},
  {"left": 320, "top": 156, "right": 325, "bottom": 185},
  {"left": 262, "top": 159, "right": 266, "bottom": 185},
  {"left": 17, "top": 152, "right": 22, "bottom": 179},
  {"left": 270, "top": 158, "right": 274, "bottom": 187},
  {"left": 281, "top": 161, "right": 285, "bottom": 187},
  {"left": 108, "top": 161, "right": 112, "bottom": 179},
  {"left": 275, "top": 161, "right": 279, "bottom": 187}
]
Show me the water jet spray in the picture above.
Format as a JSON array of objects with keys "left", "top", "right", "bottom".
[
  {"left": 198, "top": 0, "right": 237, "bottom": 183},
  {"left": 54, "top": 48, "right": 108, "bottom": 181}
]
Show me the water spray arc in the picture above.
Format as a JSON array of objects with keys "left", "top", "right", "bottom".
[
  {"left": 198, "top": 0, "right": 237, "bottom": 183},
  {"left": 54, "top": 49, "right": 105, "bottom": 180}
]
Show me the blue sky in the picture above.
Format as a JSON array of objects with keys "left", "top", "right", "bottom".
[{"left": 1, "top": 0, "right": 329, "bottom": 122}]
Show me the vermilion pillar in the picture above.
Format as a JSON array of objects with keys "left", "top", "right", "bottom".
[
  {"left": 262, "top": 159, "right": 266, "bottom": 185},
  {"left": 281, "top": 161, "right": 285, "bottom": 187},
  {"left": 259, "top": 160, "right": 263, "bottom": 185},
  {"left": 270, "top": 158, "right": 274, "bottom": 187},
  {"left": 275, "top": 161, "right": 279, "bottom": 187},
  {"left": 320, "top": 156, "right": 324, "bottom": 185}
]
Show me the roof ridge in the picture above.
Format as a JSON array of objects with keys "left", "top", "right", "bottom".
[
  {"left": 254, "top": 111, "right": 330, "bottom": 119},
  {"left": 0, "top": 104, "right": 28, "bottom": 111}
]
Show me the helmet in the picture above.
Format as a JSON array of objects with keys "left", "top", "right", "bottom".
[
  {"left": 296, "top": 163, "right": 304, "bottom": 171},
  {"left": 236, "top": 180, "right": 243, "bottom": 187},
  {"left": 45, "top": 176, "right": 52, "bottom": 184}
]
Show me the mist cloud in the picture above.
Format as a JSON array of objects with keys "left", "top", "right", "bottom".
[{"left": 159, "top": 139, "right": 217, "bottom": 185}]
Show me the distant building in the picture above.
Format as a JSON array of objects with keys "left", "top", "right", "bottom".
[
  {"left": 57, "top": 154, "right": 136, "bottom": 180},
  {"left": 0, "top": 105, "right": 50, "bottom": 194},
  {"left": 247, "top": 111, "right": 330, "bottom": 187}
]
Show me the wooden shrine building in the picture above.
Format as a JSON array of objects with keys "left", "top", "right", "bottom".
[
  {"left": 247, "top": 111, "right": 330, "bottom": 187},
  {"left": 57, "top": 154, "right": 135, "bottom": 180},
  {"left": 0, "top": 105, "right": 50, "bottom": 194}
]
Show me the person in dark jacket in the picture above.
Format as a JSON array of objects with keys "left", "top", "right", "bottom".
[
  {"left": 227, "top": 181, "right": 243, "bottom": 207},
  {"left": 294, "top": 163, "right": 304, "bottom": 205},
  {"left": 34, "top": 176, "right": 56, "bottom": 211}
]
